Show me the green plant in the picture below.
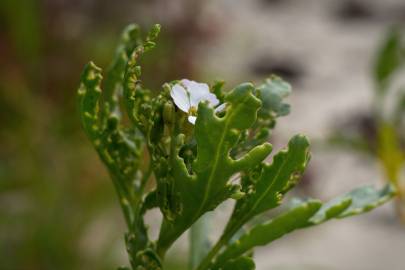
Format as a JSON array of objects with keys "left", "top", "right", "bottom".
[
  {"left": 0, "top": 2, "right": 122, "bottom": 268},
  {"left": 77, "top": 24, "right": 395, "bottom": 270},
  {"left": 329, "top": 28, "right": 405, "bottom": 222}
]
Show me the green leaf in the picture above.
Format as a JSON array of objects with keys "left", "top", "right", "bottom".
[
  {"left": 122, "top": 26, "right": 162, "bottom": 135},
  {"left": 103, "top": 24, "right": 142, "bottom": 114},
  {"left": 231, "top": 76, "right": 292, "bottom": 158},
  {"left": 374, "top": 28, "right": 403, "bottom": 93},
  {"left": 157, "top": 83, "right": 272, "bottom": 254},
  {"left": 131, "top": 248, "right": 162, "bottom": 270},
  {"left": 219, "top": 256, "right": 255, "bottom": 270},
  {"left": 123, "top": 48, "right": 150, "bottom": 133},
  {"left": 308, "top": 197, "right": 352, "bottom": 225},
  {"left": 78, "top": 61, "right": 145, "bottom": 222},
  {"left": 77, "top": 61, "right": 103, "bottom": 143},
  {"left": 256, "top": 75, "right": 291, "bottom": 118},
  {"left": 333, "top": 184, "right": 396, "bottom": 218},
  {"left": 215, "top": 184, "right": 395, "bottom": 268},
  {"left": 242, "top": 135, "right": 310, "bottom": 216},
  {"left": 215, "top": 200, "right": 322, "bottom": 267},
  {"left": 77, "top": 61, "right": 143, "bottom": 192},
  {"left": 77, "top": 28, "right": 158, "bottom": 268},
  {"left": 190, "top": 213, "right": 213, "bottom": 269},
  {"left": 144, "top": 24, "right": 161, "bottom": 52},
  {"left": 307, "top": 184, "right": 396, "bottom": 227},
  {"left": 223, "top": 135, "right": 310, "bottom": 240}
]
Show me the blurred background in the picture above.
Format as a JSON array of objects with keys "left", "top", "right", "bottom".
[{"left": 1, "top": 0, "right": 405, "bottom": 269}]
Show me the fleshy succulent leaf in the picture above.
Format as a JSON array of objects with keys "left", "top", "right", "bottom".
[
  {"left": 214, "top": 200, "right": 322, "bottom": 267},
  {"left": 214, "top": 184, "right": 395, "bottom": 268},
  {"left": 221, "top": 134, "right": 310, "bottom": 243},
  {"left": 77, "top": 61, "right": 103, "bottom": 142},
  {"left": 327, "top": 184, "right": 395, "bottom": 219},
  {"left": 144, "top": 24, "right": 161, "bottom": 52},
  {"left": 157, "top": 83, "right": 272, "bottom": 254},
  {"left": 103, "top": 23, "right": 142, "bottom": 114},
  {"left": 310, "top": 184, "right": 396, "bottom": 225},
  {"left": 256, "top": 75, "right": 291, "bottom": 118},
  {"left": 77, "top": 25, "right": 163, "bottom": 270},
  {"left": 242, "top": 135, "right": 310, "bottom": 216}
]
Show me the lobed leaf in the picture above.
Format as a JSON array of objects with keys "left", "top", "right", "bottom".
[
  {"left": 103, "top": 24, "right": 142, "bottom": 115},
  {"left": 222, "top": 135, "right": 310, "bottom": 242},
  {"left": 77, "top": 61, "right": 103, "bottom": 142},
  {"left": 311, "top": 184, "right": 395, "bottom": 225},
  {"left": 244, "top": 135, "right": 310, "bottom": 216},
  {"left": 77, "top": 25, "right": 163, "bottom": 269},
  {"left": 256, "top": 75, "right": 291, "bottom": 118},
  {"left": 215, "top": 184, "right": 395, "bottom": 268},
  {"left": 215, "top": 200, "right": 322, "bottom": 267},
  {"left": 330, "top": 184, "right": 395, "bottom": 219},
  {"left": 122, "top": 25, "right": 162, "bottom": 135},
  {"left": 157, "top": 83, "right": 272, "bottom": 253}
]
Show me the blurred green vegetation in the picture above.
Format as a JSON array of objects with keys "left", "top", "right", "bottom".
[
  {"left": 329, "top": 27, "right": 405, "bottom": 222},
  {"left": 1, "top": 1, "right": 120, "bottom": 269},
  {"left": 0, "top": 0, "right": 215, "bottom": 269}
]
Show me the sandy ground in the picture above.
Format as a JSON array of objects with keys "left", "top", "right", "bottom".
[{"left": 195, "top": 0, "right": 405, "bottom": 269}]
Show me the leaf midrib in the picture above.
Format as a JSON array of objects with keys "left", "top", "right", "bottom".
[
  {"left": 193, "top": 95, "right": 250, "bottom": 223},
  {"left": 248, "top": 150, "right": 293, "bottom": 217}
]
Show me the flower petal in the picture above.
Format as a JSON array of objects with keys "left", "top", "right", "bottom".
[
  {"left": 188, "top": 115, "right": 197, "bottom": 125},
  {"left": 201, "top": 92, "right": 219, "bottom": 107},
  {"left": 182, "top": 79, "right": 210, "bottom": 107},
  {"left": 170, "top": 84, "right": 190, "bottom": 112},
  {"left": 181, "top": 79, "right": 210, "bottom": 95}
]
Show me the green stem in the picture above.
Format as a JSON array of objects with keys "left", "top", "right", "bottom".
[
  {"left": 109, "top": 172, "right": 134, "bottom": 228},
  {"left": 139, "top": 161, "right": 153, "bottom": 194},
  {"left": 96, "top": 147, "right": 134, "bottom": 229},
  {"left": 189, "top": 213, "right": 212, "bottom": 269},
  {"left": 196, "top": 217, "right": 248, "bottom": 270},
  {"left": 195, "top": 235, "right": 227, "bottom": 270},
  {"left": 156, "top": 110, "right": 179, "bottom": 260}
]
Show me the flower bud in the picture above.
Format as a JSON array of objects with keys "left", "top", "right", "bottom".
[{"left": 163, "top": 101, "right": 175, "bottom": 125}]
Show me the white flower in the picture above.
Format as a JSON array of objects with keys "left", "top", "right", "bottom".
[{"left": 170, "top": 79, "right": 225, "bottom": 124}]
